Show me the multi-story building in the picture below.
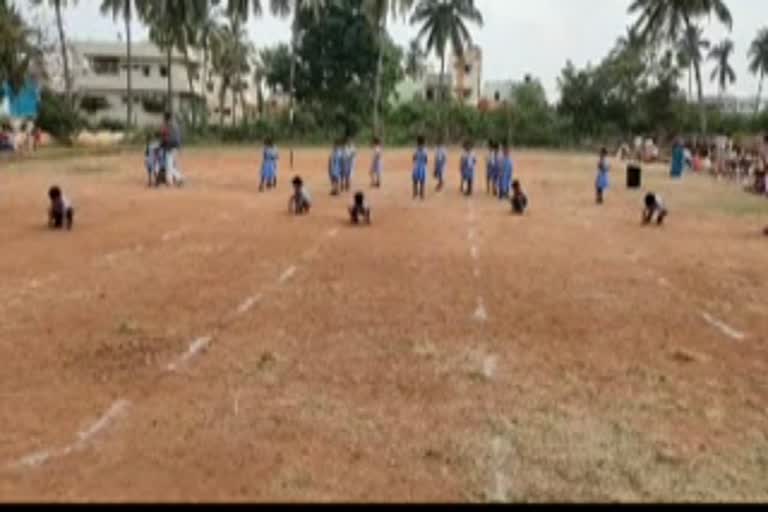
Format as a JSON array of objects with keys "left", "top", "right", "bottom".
[
  {"left": 62, "top": 41, "right": 260, "bottom": 128},
  {"left": 450, "top": 44, "right": 482, "bottom": 106},
  {"left": 391, "top": 46, "right": 483, "bottom": 107}
]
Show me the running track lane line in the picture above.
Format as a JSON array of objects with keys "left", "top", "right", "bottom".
[{"left": 8, "top": 400, "right": 130, "bottom": 470}]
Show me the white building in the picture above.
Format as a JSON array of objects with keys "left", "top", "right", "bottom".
[{"left": 57, "top": 41, "right": 260, "bottom": 128}]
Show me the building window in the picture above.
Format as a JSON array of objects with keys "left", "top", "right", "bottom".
[
  {"left": 143, "top": 66, "right": 151, "bottom": 77},
  {"left": 494, "top": 91, "right": 501, "bottom": 102},
  {"left": 91, "top": 57, "right": 119, "bottom": 75},
  {"left": 426, "top": 88, "right": 435, "bottom": 101},
  {"left": 206, "top": 81, "right": 215, "bottom": 93},
  {"left": 463, "top": 89, "right": 471, "bottom": 99},
  {"left": 159, "top": 66, "right": 168, "bottom": 78},
  {"left": 464, "top": 64, "right": 472, "bottom": 74}
]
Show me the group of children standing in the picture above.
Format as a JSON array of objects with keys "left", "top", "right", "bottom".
[{"left": 410, "top": 136, "right": 528, "bottom": 214}]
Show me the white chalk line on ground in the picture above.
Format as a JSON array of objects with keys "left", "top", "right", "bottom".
[
  {"left": 488, "top": 435, "right": 511, "bottom": 503},
  {"left": 161, "top": 228, "right": 188, "bottom": 242},
  {"left": 700, "top": 312, "right": 747, "bottom": 341},
  {"left": 473, "top": 297, "right": 489, "bottom": 323},
  {"left": 235, "top": 294, "right": 263, "bottom": 316},
  {"left": 167, "top": 336, "right": 213, "bottom": 372},
  {"left": 9, "top": 400, "right": 130, "bottom": 470},
  {"left": 470, "top": 246, "right": 480, "bottom": 261},
  {"left": 279, "top": 266, "right": 297, "bottom": 284}
]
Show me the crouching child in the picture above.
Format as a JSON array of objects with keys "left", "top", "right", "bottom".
[
  {"left": 349, "top": 191, "right": 371, "bottom": 225},
  {"left": 48, "top": 186, "right": 74, "bottom": 230},
  {"left": 511, "top": 180, "right": 528, "bottom": 215},
  {"left": 643, "top": 192, "right": 668, "bottom": 226},
  {"left": 289, "top": 176, "right": 312, "bottom": 215}
]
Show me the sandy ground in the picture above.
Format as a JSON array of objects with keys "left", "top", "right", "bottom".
[{"left": 0, "top": 147, "right": 767, "bottom": 503}]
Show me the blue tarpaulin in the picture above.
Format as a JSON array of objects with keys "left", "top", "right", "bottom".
[{"left": 0, "top": 80, "right": 40, "bottom": 119}]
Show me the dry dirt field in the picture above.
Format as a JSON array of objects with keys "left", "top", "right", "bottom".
[{"left": 0, "top": 147, "right": 767, "bottom": 502}]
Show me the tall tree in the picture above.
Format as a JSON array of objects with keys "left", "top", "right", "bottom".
[
  {"left": 0, "top": 0, "right": 40, "bottom": 94},
  {"left": 139, "top": 0, "right": 205, "bottom": 115},
  {"left": 676, "top": 24, "right": 709, "bottom": 102},
  {"left": 748, "top": 28, "right": 768, "bottom": 115},
  {"left": 291, "top": 0, "right": 403, "bottom": 134},
  {"left": 364, "top": 0, "right": 414, "bottom": 135},
  {"left": 210, "top": 13, "right": 251, "bottom": 126},
  {"left": 269, "top": 0, "right": 324, "bottom": 131},
  {"left": 708, "top": 38, "right": 736, "bottom": 98},
  {"left": 30, "top": 0, "right": 77, "bottom": 105},
  {"left": 404, "top": 38, "right": 426, "bottom": 80},
  {"left": 410, "top": 0, "right": 483, "bottom": 104},
  {"left": 100, "top": 0, "right": 140, "bottom": 129},
  {"left": 628, "top": 0, "right": 733, "bottom": 134}
]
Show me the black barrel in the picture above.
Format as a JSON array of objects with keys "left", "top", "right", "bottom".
[{"left": 627, "top": 164, "right": 642, "bottom": 189}]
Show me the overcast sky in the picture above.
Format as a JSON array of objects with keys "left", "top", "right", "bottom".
[{"left": 18, "top": 0, "right": 768, "bottom": 102}]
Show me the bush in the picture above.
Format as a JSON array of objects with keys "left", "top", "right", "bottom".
[
  {"left": 80, "top": 95, "right": 110, "bottom": 114},
  {"left": 96, "top": 118, "right": 127, "bottom": 132},
  {"left": 36, "top": 89, "right": 82, "bottom": 144}
]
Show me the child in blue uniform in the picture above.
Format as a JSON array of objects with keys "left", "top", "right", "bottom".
[
  {"left": 434, "top": 138, "right": 447, "bottom": 192},
  {"left": 595, "top": 147, "right": 610, "bottom": 204},
  {"left": 498, "top": 141, "right": 514, "bottom": 199},
  {"left": 259, "top": 138, "right": 279, "bottom": 192},
  {"left": 329, "top": 139, "right": 343, "bottom": 196},
  {"left": 144, "top": 133, "right": 162, "bottom": 187},
  {"left": 370, "top": 137, "right": 382, "bottom": 188},
  {"left": 460, "top": 140, "right": 476, "bottom": 197},
  {"left": 341, "top": 137, "right": 356, "bottom": 192},
  {"left": 412, "top": 135, "right": 428, "bottom": 200},
  {"left": 486, "top": 140, "right": 499, "bottom": 196}
]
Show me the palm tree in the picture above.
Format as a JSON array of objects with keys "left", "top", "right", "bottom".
[
  {"left": 269, "top": 0, "right": 324, "bottom": 130},
  {"left": 100, "top": 0, "right": 142, "bottom": 129},
  {"left": 404, "top": 38, "right": 426, "bottom": 80},
  {"left": 0, "top": 0, "right": 41, "bottom": 94},
  {"left": 210, "top": 14, "right": 251, "bottom": 126},
  {"left": 676, "top": 25, "right": 709, "bottom": 103},
  {"left": 215, "top": 0, "right": 263, "bottom": 19},
  {"left": 30, "top": 0, "right": 77, "bottom": 105},
  {"left": 364, "top": 0, "right": 414, "bottom": 134},
  {"left": 410, "top": 0, "right": 483, "bottom": 104},
  {"left": 709, "top": 39, "right": 736, "bottom": 99},
  {"left": 628, "top": 0, "right": 732, "bottom": 134},
  {"left": 748, "top": 28, "right": 768, "bottom": 115},
  {"left": 139, "top": 0, "right": 203, "bottom": 115}
]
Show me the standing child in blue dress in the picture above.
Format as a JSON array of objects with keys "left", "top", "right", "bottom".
[
  {"left": 329, "top": 139, "right": 343, "bottom": 196},
  {"left": 434, "top": 137, "right": 447, "bottom": 192},
  {"left": 341, "top": 137, "right": 356, "bottom": 192},
  {"left": 144, "top": 133, "right": 162, "bottom": 187},
  {"left": 498, "top": 141, "right": 514, "bottom": 199},
  {"left": 260, "top": 138, "right": 279, "bottom": 192},
  {"left": 460, "top": 140, "right": 477, "bottom": 197},
  {"left": 370, "top": 137, "right": 383, "bottom": 188},
  {"left": 486, "top": 140, "right": 499, "bottom": 196},
  {"left": 595, "top": 147, "right": 610, "bottom": 205},
  {"left": 412, "top": 135, "right": 428, "bottom": 200}
]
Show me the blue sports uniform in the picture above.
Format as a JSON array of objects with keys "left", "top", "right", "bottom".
[
  {"left": 343, "top": 146, "right": 357, "bottom": 180},
  {"left": 486, "top": 150, "right": 499, "bottom": 184},
  {"left": 461, "top": 151, "right": 477, "bottom": 182},
  {"left": 498, "top": 155, "right": 514, "bottom": 198},
  {"left": 434, "top": 146, "right": 447, "bottom": 180},
  {"left": 329, "top": 148, "right": 343, "bottom": 183},
  {"left": 261, "top": 146, "right": 279, "bottom": 182},
  {"left": 596, "top": 157, "right": 610, "bottom": 191},
  {"left": 371, "top": 146, "right": 382, "bottom": 177},
  {"left": 413, "top": 147, "right": 428, "bottom": 183}
]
